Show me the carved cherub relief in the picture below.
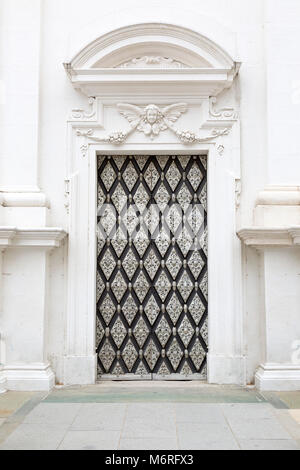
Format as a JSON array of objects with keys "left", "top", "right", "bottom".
[{"left": 117, "top": 103, "right": 188, "bottom": 139}]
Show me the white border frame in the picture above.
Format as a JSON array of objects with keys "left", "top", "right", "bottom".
[{"left": 64, "top": 137, "right": 244, "bottom": 386}]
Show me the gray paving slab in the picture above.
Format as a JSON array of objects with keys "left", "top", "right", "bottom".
[
  {"left": 1, "top": 386, "right": 299, "bottom": 450},
  {"left": 227, "top": 417, "right": 292, "bottom": 440},
  {"left": 123, "top": 417, "right": 177, "bottom": 439},
  {"left": 221, "top": 403, "right": 276, "bottom": 421},
  {"left": 23, "top": 403, "right": 82, "bottom": 425},
  {"left": 59, "top": 430, "right": 120, "bottom": 450},
  {"left": 119, "top": 438, "right": 179, "bottom": 450},
  {"left": 176, "top": 403, "right": 226, "bottom": 424},
  {"left": 177, "top": 422, "right": 239, "bottom": 450},
  {"left": 239, "top": 439, "right": 300, "bottom": 450},
  {"left": 0, "top": 423, "right": 67, "bottom": 450},
  {"left": 71, "top": 403, "right": 127, "bottom": 431},
  {"left": 274, "top": 409, "right": 300, "bottom": 440},
  {"left": 126, "top": 403, "right": 175, "bottom": 423}
]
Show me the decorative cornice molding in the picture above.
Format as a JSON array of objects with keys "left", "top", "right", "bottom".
[
  {"left": 68, "top": 23, "right": 236, "bottom": 69},
  {"left": 0, "top": 227, "right": 67, "bottom": 249},
  {"left": 256, "top": 187, "right": 300, "bottom": 206},
  {"left": 288, "top": 227, "right": 300, "bottom": 245},
  {"left": 65, "top": 23, "right": 240, "bottom": 96},
  {"left": 237, "top": 226, "right": 300, "bottom": 247},
  {"left": 66, "top": 68, "right": 239, "bottom": 97},
  {"left": 0, "top": 228, "right": 16, "bottom": 249},
  {"left": 0, "top": 193, "right": 50, "bottom": 208}
]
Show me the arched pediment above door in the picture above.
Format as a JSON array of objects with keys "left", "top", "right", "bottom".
[{"left": 64, "top": 23, "right": 240, "bottom": 97}]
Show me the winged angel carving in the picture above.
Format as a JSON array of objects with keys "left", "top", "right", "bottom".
[
  {"left": 84, "top": 102, "right": 230, "bottom": 145},
  {"left": 118, "top": 103, "right": 187, "bottom": 139}
]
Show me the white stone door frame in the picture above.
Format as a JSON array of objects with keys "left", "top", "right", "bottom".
[
  {"left": 64, "top": 139, "right": 244, "bottom": 386},
  {"left": 63, "top": 23, "right": 244, "bottom": 386}
]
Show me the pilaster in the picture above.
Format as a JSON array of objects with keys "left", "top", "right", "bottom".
[
  {"left": 238, "top": 229, "right": 300, "bottom": 390},
  {"left": 0, "top": 228, "right": 67, "bottom": 391},
  {"left": 0, "top": 0, "right": 48, "bottom": 228}
]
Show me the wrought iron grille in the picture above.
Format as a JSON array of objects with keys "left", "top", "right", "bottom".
[{"left": 96, "top": 155, "right": 208, "bottom": 380}]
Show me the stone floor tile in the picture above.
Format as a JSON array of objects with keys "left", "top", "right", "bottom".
[
  {"left": 228, "top": 417, "right": 292, "bottom": 440},
  {"left": 0, "top": 423, "right": 67, "bottom": 450},
  {"left": 177, "top": 422, "right": 239, "bottom": 450},
  {"left": 0, "top": 421, "right": 20, "bottom": 447},
  {"left": 23, "top": 403, "right": 82, "bottom": 425},
  {"left": 0, "top": 418, "right": 5, "bottom": 427},
  {"left": 274, "top": 409, "right": 300, "bottom": 440},
  {"left": 239, "top": 439, "right": 300, "bottom": 450},
  {"left": 289, "top": 409, "right": 300, "bottom": 424},
  {"left": 259, "top": 392, "right": 289, "bottom": 410},
  {"left": 274, "top": 392, "right": 300, "bottom": 409},
  {"left": 0, "top": 392, "right": 36, "bottom": 418},
  {"left": 175, "top": 404, "right": 225, "bottom": 424},
  {"left": 59, "top": 430, "right": 120, "bottom": 450},
  {"left": 71, "top": 403, "right": 126, "bottom": 431},
  {"left": 123, "top": 417, "right": 177, "bottom": 439},
  {"left": 119, "top": 438, "right": 179, "bottom": 450},
  {"left": 221, "top": 403, "right": 275, "bottom": 421},
  {"left": 126, "top": 403, "right": 175, "bottom": 422}
]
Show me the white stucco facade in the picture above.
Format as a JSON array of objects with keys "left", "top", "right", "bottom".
[{"left": 0, "top": 0, "right": 300, "bottom": 392}]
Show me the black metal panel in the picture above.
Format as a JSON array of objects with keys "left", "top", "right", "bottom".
[{"left": 96, "top": 155, "right": 208, "bottom": 379}]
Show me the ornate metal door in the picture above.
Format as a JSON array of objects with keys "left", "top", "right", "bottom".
[{"left": 96, "top": 155, "right": 208, "bottom": 380}]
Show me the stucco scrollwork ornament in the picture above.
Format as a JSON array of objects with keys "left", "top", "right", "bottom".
[
  {"left": 87, "top": 103, "right": 232, "bottom": 146},
  {"left": 70, "top": 97, "right": 97, "bottom": 121},
  {"left": 209, "top": 97, "right": 238, "bottom": 120}
]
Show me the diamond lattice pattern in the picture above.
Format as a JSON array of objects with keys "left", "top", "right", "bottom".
[{"left": 96, "top": 156, "right": 207, "bottom": 378}]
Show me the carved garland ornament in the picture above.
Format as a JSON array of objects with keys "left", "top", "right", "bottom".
[
  {"left": 79, "top": 102, "right": 231, "bottom": 146},
  {"left": 117, "top": 56, "right": 188, "bottom": 69}
]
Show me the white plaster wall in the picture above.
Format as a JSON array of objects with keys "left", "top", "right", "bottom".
[
  {"left": 0, "top": 0, "right": 42, "bottom": 191},
  {"left": 243, "top": 247, "right": 265, "bottom": 385},
  {"left": 2, "top": 248, "right": 48, "bottom": 364},
  {"left": 263, "top": 247, "right": 300, "bottom": 364},
  {"left": 46, "top": 245, "right": 67, "bottom": 385},
  {"left": 1, "top": 0, "right": 300, "bottom": 386},
  {"left": 264, "top": 0, "right": 300, "bottom": 184}
]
